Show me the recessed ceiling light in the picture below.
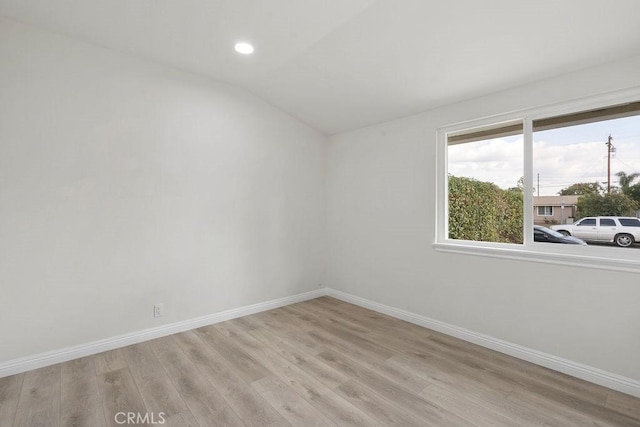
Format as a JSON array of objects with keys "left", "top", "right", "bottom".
[{"left": 234, "top": 42, "right": 254, "bottom": 55}]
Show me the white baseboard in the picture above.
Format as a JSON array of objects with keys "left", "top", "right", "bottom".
[
  {"left": 327, "top": 288, "right": 640, "bottom": 398},
  {"left": 0, "top": 288, "right": 326, "bottom": 378},
  {"left": 3, "top": 286, "right": 640, "bottom": 399}
]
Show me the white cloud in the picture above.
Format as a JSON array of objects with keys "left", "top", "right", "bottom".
[
  {"left": 448, "top": 116, "right": 640, "bottom": 196},
  {"left": 448, "top": 137, "right": 523, "bottom": 190}
]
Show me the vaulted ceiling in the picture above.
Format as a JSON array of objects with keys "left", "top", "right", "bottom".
[{"left": 2, "top": 0, "right": 640, "bottom": 134}]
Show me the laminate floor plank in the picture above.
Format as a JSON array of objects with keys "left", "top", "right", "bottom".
[
  {"left": 270, "top": 367, "right": 378, "bottom": 427},
  {"left": 229, "top": 315, "right": 261, "bottom": 332},
  {"left": 162, "top": 411, "right": 200, "bottom": 427},
  {"left": 509, "top": 384, "right": 639, "bottom": 426},
  {"left": 311, "top": 296, "right": 431, "bottom": 336},
  {"left": 250, "top": 309, "right": 326, "bottom": 355},
  {"left": 416, "top": 338, "right": 558, "bottom": 398},
  {"left": 335, "top": 379, "right": 436, "bottom": 426},
  {"left": 13, "top": 365, "right": 61, "bottom": 427},
  {"left": 300, "top": 298, "right": 449, "bottom": 355},
  {"left": 283, "top": 303, "right": 372, "bottom": 336},
  {"left": 523, "top": 362, "right": 610, "bottom": 406},
  {"left": 300, "top": 308, "right": 397, "bottom": 360},
  {"left": 91, "top": 349, "right": 128, "bottom": 376},
  {"left": 428, "top": 331, "right": 611, "bottom": 407},
  {"left": 401, "top": 349, "right": 519, "bottom": 397},
  {"left": 251, "top": 310, "right": 299, "bottom": 333},
  {"left": 306, "top": 327, "right": 392, "bottom": 366},
  {"left": 173, "top": 330, "right": 287, "bottom": 426},
  {"left": 0, "top": 374, "right": 24, "bottom": 426},
  {"left": 420, "top": 383, "right": 516, "bottom": 427},
  {"left": 427, "top": 328, "right": 530, "bottom": 367},
  {"left": 221, "top": 320, "right": 380, "bottom": 426},
  {"left": 606, "top": 389, "right": 640, "bottom": 420},
  {"left": 60, "top": 357, "right": 106, "bottom": 427},
  {"left": 251, "top": 375, "right": 334, "bottom": 427},
  {"left": 286, "top": 308, "right": 429, "bottom": 392},
  {"left": 508, "top": 387, "right": 628, "bottom": 426},
  {"left": 193, "top": 325, "right": 271, "bottom": 383},
  {"left": 121, "top": 342, "right": 188, "bottom": 418},
  {"left": 2, "top": 297, "right": 639, "bottom": 426},
  {"left": 283, "top": 309, "right": 432, "bottom": 394},
  {"left": 317, "top": 349, "right": 474, "bottom": 426},
  {"left": 96, "top": 367, "right": 149, "bottom": 427},
  {"left": 150, "top": 335, "right": 243, "bottom": 427},
  {"left": 358, "top": 324, "right": 433, "bottom": 355},
  {"left": 302, "top": 297, "right": 400, "bottom": 333},
  {"left": 267, "top": 306, "right": 319, "bottom": 333},
  {"left": 384, "top": 354, "right": 559, "bottom": 426},
  {"left": 248, "top": 327, "right": 351, "bottom": 390},
  {"left": 245, "top": 326, "right": 316, "bottom": 362},
  {"left": 212, "top": 321, "right": 289, "bottom": 372}
]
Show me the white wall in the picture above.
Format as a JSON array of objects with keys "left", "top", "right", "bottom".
[
  {"left": 0, "top": 17, "right": 326, "bottom": 362},
  {"left": 326, "top": 56, "right": 640, "bottom": 382}
]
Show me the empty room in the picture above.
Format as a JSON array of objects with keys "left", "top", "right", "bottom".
[{"left": 2, "top": 1, "right": 640, "bottom": 426}]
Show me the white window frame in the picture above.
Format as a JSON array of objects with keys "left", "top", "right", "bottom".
[
  {"left": 434, "top": 87, "right": 640, "bottom": 273},
  {"left": 537, "top": 206, "right": 554, "bottom": 216}
]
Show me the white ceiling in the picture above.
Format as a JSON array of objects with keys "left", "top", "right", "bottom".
[{"left": 2, "top": 0, "right": 640, "bottom": 134}]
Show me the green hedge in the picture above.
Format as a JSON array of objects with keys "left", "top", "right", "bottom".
[{"left": 448, "top": 176, "right": 523, "bottom": 244}]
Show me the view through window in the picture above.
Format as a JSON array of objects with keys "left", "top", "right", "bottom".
[
  {"left": 446, "top": 101, "right": 640, "bottom": 250},
  {"left": 447, "top": 122, "right": 523, "bottom": 244}
]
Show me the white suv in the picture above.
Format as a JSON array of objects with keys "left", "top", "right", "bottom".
[{"left": 551, "top": 217, "right": 640, "bottom": 247}]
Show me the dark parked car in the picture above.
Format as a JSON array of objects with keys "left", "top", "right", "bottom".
[{"left": 534, "top": 225, "right": 587, "bottom": 245}]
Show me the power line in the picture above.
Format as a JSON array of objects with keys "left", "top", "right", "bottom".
[{"left": 613, "top": 157, "right": 640, "bottom": 172}]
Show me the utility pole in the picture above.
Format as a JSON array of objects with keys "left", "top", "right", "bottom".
[
  {"left": 537, "top": 173, "right": 540, "bottom": 197},
  {"left": 606, "top": 134, "right": 615, "bottom": 194}
]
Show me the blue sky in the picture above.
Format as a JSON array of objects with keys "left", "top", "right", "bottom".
[{"left": 448, "top": 115, "right": 640, "bottom": 196}]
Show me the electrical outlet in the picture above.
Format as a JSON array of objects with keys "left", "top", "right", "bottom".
[{"left": 154, "top": 303, "right": 164, "bottom": 318}]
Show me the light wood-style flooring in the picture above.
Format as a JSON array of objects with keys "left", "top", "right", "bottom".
[{"left": 1, "top": 296, "right": 639, "bottom": 426}]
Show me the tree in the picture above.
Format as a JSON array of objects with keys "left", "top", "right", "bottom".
[
  {"left": 615, "top": 171, "right": 640, "bottom": 191},
  {"left": 615, "top": 171, "right": 640, "bottom": 206},
  {"left": 576, "top": 193, "right": 638, "bottom": 218},
  {"left": 449, "top": 176, "right": 522, "bottom": 244},
  {"left": 624, "top": 184, "right": 640, "bottom": 205},
  {"left": 558, "top": 182, "right": 603, "bottom": 196}
]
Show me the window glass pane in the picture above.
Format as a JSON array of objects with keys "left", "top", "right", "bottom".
[
  {"left": 533, "top": 106, "right": 640, "bottom": 250},
  {"left": 619, "top": 218, "right": 640, "bottom": 227},
  {"left": 533, "top": 114, "right": 640, "bottom": 198},
  {"left": 447, "top": 123, "right": 523, "bottom": 244}
]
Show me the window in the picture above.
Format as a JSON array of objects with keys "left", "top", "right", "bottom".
[
  {"left": 619, "top": 218, "right": 640, "bottom": 227},
  {"left": 447, "top": 121, "right": 523, "bottom": 244},
  {"left": 600, "top": 218, "right": 616, "bottom": 226},
  {"left": 436, "top": 88, "right": 640, "bottom": 272},
  {"left": 537, "top": 206, "right": 553, "bottom": 216}
]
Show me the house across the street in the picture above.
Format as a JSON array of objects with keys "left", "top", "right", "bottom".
[{"left": 533, "top": 195, "right": 579, "bottom": 225}]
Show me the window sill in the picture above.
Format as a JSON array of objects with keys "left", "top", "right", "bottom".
[{"left": 433, "top": 241, "right": 640, "bottom": 273}]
